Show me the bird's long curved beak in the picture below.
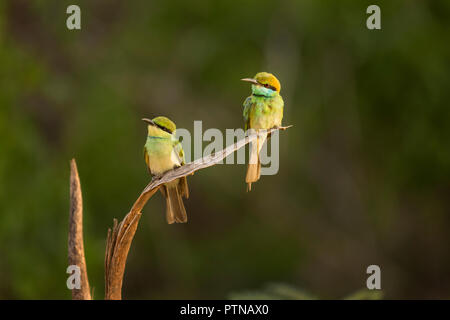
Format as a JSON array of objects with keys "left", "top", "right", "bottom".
[
  {"left": 142, "top": 118, "right": 155, "bottom": 126},
  {"left": 241, "top": 78, "right": 258, "bottom": 85}
]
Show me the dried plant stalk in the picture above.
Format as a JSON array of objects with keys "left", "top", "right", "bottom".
[
  {"left": 104, "top": 187, "right": 159, "bottom": 300},
  {"left": 68, "top": 159, "right": 92, "bottom": 300}
]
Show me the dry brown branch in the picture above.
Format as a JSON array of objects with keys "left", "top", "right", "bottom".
[
  {"left": 103, "top": 125, "right": 291, "bottom": 300},
  {"left": 142, "top": 125, "right": 293, "bottom": 193},
  {"left": 68, "top": 159, "right": 92, "bottom": 300},
  {"left": 104, "top": 187, "right": 159, "bottom": 300}
]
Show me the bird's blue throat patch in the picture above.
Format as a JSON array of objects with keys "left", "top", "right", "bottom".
[{"left": 251, "top": 84, "right": 277, "bottom": 97}]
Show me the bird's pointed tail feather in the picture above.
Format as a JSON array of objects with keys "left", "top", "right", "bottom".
[
  {"left": 162, "top": 180, "right": 188, "bottom": 224},
  {"left": 246, "top": 131, "right": 267, "bottom": 191}
]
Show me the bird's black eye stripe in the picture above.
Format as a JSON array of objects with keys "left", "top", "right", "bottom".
[
  {"left": 262, "top": 83, "right": 277, "bottom": 91},
  {"left": 156, "top": 123, "right": 173, "bottom": 134}
]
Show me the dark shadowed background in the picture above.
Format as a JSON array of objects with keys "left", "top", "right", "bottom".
[{"left": 0, "top": 0, "right": 449, "bottom": 299}]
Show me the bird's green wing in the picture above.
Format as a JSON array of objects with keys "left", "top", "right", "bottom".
[
  {"left": 173, "top": 140, "right": 189, "bottom": 198},
  {"left": 173, "top": 139, "right": 186, "bottom": 165},
  {"left": 243, "top": 96, "right": 252, "bottom": 131}
]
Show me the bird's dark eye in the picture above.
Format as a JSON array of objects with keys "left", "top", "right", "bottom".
[{"left": 262, "top": 83, "right": 277, "bottom": 91}]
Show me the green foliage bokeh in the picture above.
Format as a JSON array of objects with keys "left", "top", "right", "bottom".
[{"left": 0, "top": 0, "right": 449, "bottom": 299}]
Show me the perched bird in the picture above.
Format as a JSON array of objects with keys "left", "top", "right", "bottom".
[
  {"left": 143, "top": 116, "right": 189, "bottom": 224},
  {"left": 241, "top": 72, "right": 284, "bottom": 191}
]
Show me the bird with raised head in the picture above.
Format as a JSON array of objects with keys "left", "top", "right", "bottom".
[{"left": 241, "top": 72, "right": 284, "bottom": 191}]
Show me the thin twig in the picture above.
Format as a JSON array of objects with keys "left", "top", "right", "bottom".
[
  {"left": 68, "top": 159, "right": 92, "bottom": 300},
  {"left": 143, "top": 125, "right": 293, "bottom": 193},
  {"left": 103, "top": 125, "right": 291, "bottom": 300}
]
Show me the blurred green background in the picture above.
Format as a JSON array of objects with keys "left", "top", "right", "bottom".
[{"left": 1, "top": 0, "right": 449, "bottom": 299}]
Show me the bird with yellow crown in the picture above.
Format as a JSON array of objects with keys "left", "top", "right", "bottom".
[
  {"left": 142, "top": 116, "right": 189, "bottom": 224},
  {"left": 241, "top": 72, "right": 284, "bottom": 191}
]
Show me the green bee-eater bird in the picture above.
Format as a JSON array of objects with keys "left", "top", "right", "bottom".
[
  {"left": 142, "top": 116, "right": 189, "bottom": 224},
  {"left": 241, "top": 72, "right": 284, "bottom": 191}
]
